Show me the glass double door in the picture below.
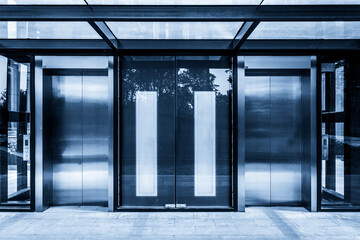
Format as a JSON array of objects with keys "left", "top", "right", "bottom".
[{"left": 120, "top": 56, "right": 232, "bottom": 209}]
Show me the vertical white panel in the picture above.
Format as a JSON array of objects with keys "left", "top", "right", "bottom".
[
  {"left": 194, "top": 91, "right": 216, "bottom": 196},
  {"left": 136, "top": 91, "right": 157, "bottom": 196}
]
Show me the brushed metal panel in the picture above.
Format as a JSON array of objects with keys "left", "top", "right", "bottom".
[
  {"left": 270, "top": 76, "right": 302, "bottom": 206},
  {"left": 34, "top": 57, "right": 44, "bottom": 211},
  {"left": 244, "top": 56, "right": 311, "bottom": 69},
  {"left": 301, "top": 74, "right": 311, "bottom": 210},
  {"left": 42, "top": 56, "right": 109, "bottom": 69},
  {"left": 107, "top": 57, "right": 115, "bottom": 211},
  {"left": 310, "top": 56, "right": 317, "bottom": 212},
  {"left": 82, "top": 75, "right": 108, "bottom": 205},
  {"left": 51, "top": 75, "right": 83, "bottom": 205},
  {"left": 245, "top": 76, "right": 271, "bottom": 206},
  {"left": 237, "top": 56, "right": 246, "bottom": 211}
]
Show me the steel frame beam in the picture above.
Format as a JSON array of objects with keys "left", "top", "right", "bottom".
[
  {"left": 232, "top": 21, "right": 260, "bottom": 50},
  {"left": 240, "top": 39, "right": 360, "bottom": 51},
  {"left": 0, "top": 39, "right": 110, "bottom": 49},
  {"left": 88, "top": 21, "right": 119, "bottom": 50},
  {"left": 117, "top": 39, "right": 233, "bottom": 50},
  {"left": 0, "top": 39, "right": 359, "bottom": 52},
  {"left": 0, "top": 5, "right": 360, "bottom": 21}
]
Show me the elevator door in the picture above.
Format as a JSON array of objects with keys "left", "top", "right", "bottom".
[
  {"left": 245, "top": 74, "right": 302, "bottom": 206},
  {"left": 50, "top": 71, "right": 108, "bottom": 205}
]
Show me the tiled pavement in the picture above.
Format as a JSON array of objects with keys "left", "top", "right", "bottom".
[{"left": 0, "top": 206, "right": 360, "bottom": 240}]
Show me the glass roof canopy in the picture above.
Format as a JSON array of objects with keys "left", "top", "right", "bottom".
[{"left": 0, "top": 3, "right": 359, "bottom": 51}]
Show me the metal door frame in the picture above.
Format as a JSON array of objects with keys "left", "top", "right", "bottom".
[
  {"left": 34, "top": 55, "right": 114, "bottom": 212},
  {"left": 236, "top": 55, "right": 318, "bottom": 212}
]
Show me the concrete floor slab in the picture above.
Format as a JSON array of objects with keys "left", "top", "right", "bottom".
[{"left": 0, "top": 207, "right": 359, "bottom": 239}]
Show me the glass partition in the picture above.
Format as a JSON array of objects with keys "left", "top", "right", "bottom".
[
  {"left": 120, "top": 56, "right": 233, "bottom": 209},
  {"left": 321, "top": 56, "right": 360, "bottom": 210},
  {"left": 0, "top": 55, "right": 31, "bottom": 209}
]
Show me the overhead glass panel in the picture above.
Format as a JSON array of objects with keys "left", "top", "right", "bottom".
[
  {"left": 87, "top": 0, "right": 261, "bottom": 4},
  {"left": 249, "top": 22, "right": 360, "bottom": 39},
  {"left": 107, "top": 22, "right": 243, "bottom": 39},
  {"left": 0, "top": 22, "right": 100, "bottom": 39},
  {"left": 263, "top": 0, "right": 360, "bottom": 4},
  {"left": 0, "top": 0, "right": 85, "bottom": 4}
]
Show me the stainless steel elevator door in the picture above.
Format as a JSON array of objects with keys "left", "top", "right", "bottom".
[
  {"left": 245, "top": 75, "right": 302, "bottom": 206},
  {"left": 244, "top": 76, "right": 271, "bottom": 206},
  {"left": 51, "top": 72, "right": 108, "bottom": 206},
  {"left": 270, "top": 76, "right": 301, "bottom": 205}
]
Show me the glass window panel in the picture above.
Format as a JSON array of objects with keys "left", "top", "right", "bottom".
[
  {"left": 0, "top": 22, "right": 100, "bottom": 39},
  {"left": 87, "top": 0, "right": 261, "bottom": 4},
  {"left": 0, "top": 0, "right": 85, "bottom": 4},
  {"left": 106, "top": 22, "right": 243, "bottom": 39},
  {"left": 249, "top": 21, "right": 360, "bottom": 39},
  {"left": 320, "top": 57, "right": 360, "bottom": 210},
  {"left": 0, "top": 55, "right": 31, "bottom": 209}
]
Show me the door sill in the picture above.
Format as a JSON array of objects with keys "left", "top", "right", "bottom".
[{"left": 116, "top": 206, "right": 235, "bottom": 212}]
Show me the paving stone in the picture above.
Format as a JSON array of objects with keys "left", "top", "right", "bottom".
[{"left": 0, "top": 206, "right": 358, "bottom": 239}]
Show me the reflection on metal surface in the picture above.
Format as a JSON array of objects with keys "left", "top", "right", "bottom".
[
  {"left": 35, "top": 57, "right": 44, "bottom": 211},
  {"left": 50, "top": 70, "right": 108, "bottom": 205},
  {"left": 237, "top": 56, "right": 246, "bottom": 211},
  {"left": 194, "top": 91, "right": 216, "bottom": 197},
  {"left": 244, "top": 76, "right": 271, "bottom": 206},
  {"left": 107, "top": 57, "right": 114, "bottom": 211},
  {"left": 51, "top": 75, "right": 83, "bottom": 205},
  {"left": 245, "top": 72, "right": 303, "bottom": 206},
  {"left": 136, "top": 91, "right": 157, "bottom": 197},
  {"left": 310, "top": 56, "right": 317, "bottom": 212},
  {"left": 270, "top": 76, "right": 301, "bottom": 205},
  {"left": 82, "top": 75, "right": 109, "bottom": 205}
]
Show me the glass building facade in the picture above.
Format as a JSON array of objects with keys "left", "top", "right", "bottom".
[
  {"left": 0, "top": 56, "right": 31, "bottom": 209},
  {"left": 321, "top": 57, "right": 360, "bottom": 210},
  {"left": 0, "top": 1, "right": 359, "bottom": 212}
]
